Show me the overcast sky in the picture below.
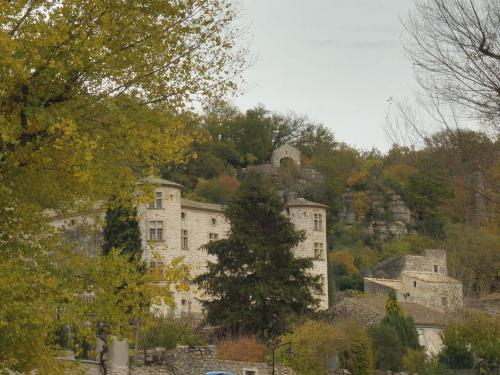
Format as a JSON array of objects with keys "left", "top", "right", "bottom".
[{"left": 234, "top": 0, "right": 418, "bottom": 151}]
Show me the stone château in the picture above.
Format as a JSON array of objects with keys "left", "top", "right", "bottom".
[{"left": 51, "top": 147, "right": 329, "bottom": 316}]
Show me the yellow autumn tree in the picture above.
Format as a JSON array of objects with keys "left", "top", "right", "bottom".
[{"left": 0, "top": 1, "right": 245, "bottom": 373}]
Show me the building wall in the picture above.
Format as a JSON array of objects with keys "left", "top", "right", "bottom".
[
  {"left": 417, "top": 326, "right": 443, "bottom": 357},
  {"left": 288, "top": 205, "right": 329, "bottom": 310},
  {"left": 400, "top": 273, "right": 463, "bottom": 312},
  {"left": 364, "top": 278, "right": 398, "bottom": 296},
  {"left": 50, "top": 181, "right": 329, "bottom": 316},
  {"left": 271, "top": 144, "right": 301, "bottom": 168},
  {"left": 402, "top": 249, "right": 448, "bottom": 275}
]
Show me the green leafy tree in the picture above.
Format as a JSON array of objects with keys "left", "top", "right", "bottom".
[
  {"left": 439, "top": 310, "right": 500, "bottom": 371},
  {"left": 195, "top": 173, "right": 320, "bottom": 339},
  {"left": 102, "top": 199, "right": 142, "bottom": 259},
  {"left": 0, "top": 0, "right": 243, "bottom": 372}
]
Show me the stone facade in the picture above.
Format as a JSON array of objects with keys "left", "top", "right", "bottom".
[
  {"left": 270, "top": 144, "right": 301, "bottom": 168},
  {"left": 51, "top": 177, "right": 329, "bottom": 315},
  {"left": 364, "top": 249, "right": 463, "bottom": 313}
]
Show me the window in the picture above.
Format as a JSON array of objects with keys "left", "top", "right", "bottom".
[
  {"left": 181, "top": 212, "right": 186, "bottom": 219},
  {"left": 434, "top": 264, "right": 438, "bottom": 273},
  {"left": 211, "top": 217, "right": 217, "bottom": 226},
  {"left": 149, "top": 191, "right": 163, "bottom": 209},
  {"left": 314, "top": 213, "right": 323, "bottom": 231},
  {"left": 413, "top": 281, "right": 417, "bottom": 288},
  {"left": 148, "top": 221, "right": 163, "bottom": 241},
  {"left": 243, "top": 370, "right": 258, "bottom": 375},
  {"left": 181, "top": 230, "right": 188, "bottom": 250},
  {"left": 315, "top": 275, "right": 325, "bottom": 295},
  {"left": 149, "top": 260, "right": 164, "bottom": 275},
  {"left": 181, "top": 299, "right": 187, "bottom": 306},
  {"left": 441, "top": 296, "right": 448, "bottom": 307},
  {"left": 314, "top": 242, "right": 324, "bottom": 260},
  {"left": 209, "top": 232, "right": 219, "bottom": 241}
]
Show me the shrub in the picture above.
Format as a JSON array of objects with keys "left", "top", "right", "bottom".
[
  {"left": 278, "top": 320, "right": 374, "bottom": 375},
  {"left": 368, "top": 323, "right": 403, "bottom": 371},
  {"left": 217, "top": 336, "right": 265, "bottom": 363},
  {"left": 402, "top": 348, "right": 426, "bottom": 374},
  {"left": 141, "top": 317, "right": 204, "bottom": 350}
]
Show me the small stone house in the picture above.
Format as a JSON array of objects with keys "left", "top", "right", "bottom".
[{"left": 364, "top": 249, "right": 463, "bottom": 313}]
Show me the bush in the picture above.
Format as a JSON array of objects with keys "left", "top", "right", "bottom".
[
  {"left": 217, "top": 336, "right": 265, "bottom": 363},
  {"left": 368, "top": 324, "right": 403, "bottom": 371},
  {"left": 141, "top": 317, "right": 204, "bottom": 350},
  {"left": 402, "top": 348, "right": 426, "bottom": 374},
  {"left": 278, "top": 320, "right": 374, "bottom": 375}
]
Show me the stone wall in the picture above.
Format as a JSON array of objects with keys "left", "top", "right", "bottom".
[
  {"left": 288, "top": 204, "right": 329, "bottom": 309},
  {"left": 402, "top": 249, "right": 447, "bottom": 275},
  {"left": 131, "top": 346, "right": 295, "bottom": 375},
  {"left": 271, "top": 144, "right": 301, "bottom": 168}
]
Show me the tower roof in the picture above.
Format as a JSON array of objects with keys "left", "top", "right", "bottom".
[{"left": 286, "top": 197, "right": 328, "bottom": 208}]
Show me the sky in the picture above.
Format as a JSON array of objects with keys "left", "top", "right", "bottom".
[{"left": 233, "top": 0, "right": 418, "bottom": 151}]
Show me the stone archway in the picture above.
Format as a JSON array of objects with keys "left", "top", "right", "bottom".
[{"left": 279, "top": 157, "right": 295, "bottom": 168}]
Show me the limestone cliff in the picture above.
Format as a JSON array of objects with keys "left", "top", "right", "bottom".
[{"left": 338, "top": 189, "right": 414, "bottom": 240}]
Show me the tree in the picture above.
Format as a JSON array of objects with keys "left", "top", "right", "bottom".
[
  {"left": 368, "top": 324, "right": 404, "bottom": 371},
  {"left": 0, "top": 1, "right": 243, "bottom": 372},
  {"left": 383, "top": 291, "right": 420, "bottom": 350},
  {"left": 439, "top": 310, "right": 500, "bottom": 371},
  {"left": 278, "top": 320, "right": 374, "bottom": 375},
  {"left": 102, "top": 199, "right": 142, "bottom": 259},
  {"left": 405, "top": 0, "right": 500, "bottom": 131},
  {"left": 195, "top": 173, "right": 320, "bottom": 339}
]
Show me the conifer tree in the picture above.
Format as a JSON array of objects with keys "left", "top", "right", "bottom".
[
  {"left": 102, "top": 199, "right": 142, "bottom": 260},
  {"left": 383, "top": 291, "right": 420, "bottom": 349},
  {"left": 195, "top": 173, "right": 320, "bottom": 339}
]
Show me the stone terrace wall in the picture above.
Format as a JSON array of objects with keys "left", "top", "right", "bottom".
[{"left": 131, "top": 346, "right": 295, "bottom": 375}]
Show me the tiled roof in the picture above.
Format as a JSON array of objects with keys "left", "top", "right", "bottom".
[
  {"left": 141, "top": 176, "right": 184, "bottom": 189},
  {"left": 342, "top": 296, "right": 445, "bottom": 326},
  {"left": 286, "top": 197, "right": 328, "bottom": 208},
  {"left": 181, "top": 198, "right": 225, "bottom": 212}
]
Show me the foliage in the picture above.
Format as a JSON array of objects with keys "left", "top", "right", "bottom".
[
  {"left": 102, "top": 198, "right": 142, "bottom": 259},
  {"left": 278, "top": 320, "right": 340, "bottom": 375},
  {"left": 439, "top": 310, "right": 500, "bottom": 370},
  {"left": 217, "top": 336, "right": 265, "bottom": 363},
  {"left": 0, "top": 0, "right": 243, "bottom": 371},
  {"left": 368, "top": 324, "right": 404, "bottom": 371},
  {"left": 402, "top": 348, "right": 427, "bottom": 374},
  {"left": 444, "top": 224, "right": 500, "bottom": 297},
  {"left": 278, "top": 320, "right": 373, "bottom": 375},
  {"left": 195, "top": 173, "right": 320, "bottom": 339},
  {"left": 141, "top": 317, "right": 204, "bottom": 350},
  {"left": 339, "top": 321, "right": 374, "bottom": 375},
  {"left": 192, "top": 175, "right": 240, "bottom": 204},
  {"left": 383, "top": 292, "right": 420, "bottom": 350}
]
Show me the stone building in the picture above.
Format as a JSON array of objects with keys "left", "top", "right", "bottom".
[
  {"left": 51, "top": 176, "right": 329, "bottom": 316},
  {"left": 334, "top": 295, "right": 445, "bottom": 356},
  {"left": 270, "top": 144, "right": 302, "bottom": 168},
  {"left": 364, "top": 249, "right": 463, "bottom": 313}
]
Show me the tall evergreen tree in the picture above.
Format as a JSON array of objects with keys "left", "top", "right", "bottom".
[
  {"left": 102, "top": 198, "right": 142, "bottom": 260},
  {"left": 195, "top": 173, "right": 320, "bottom": 339},
  {"left": 383, "top": 291, "right": 420, "bottom": 350}
]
